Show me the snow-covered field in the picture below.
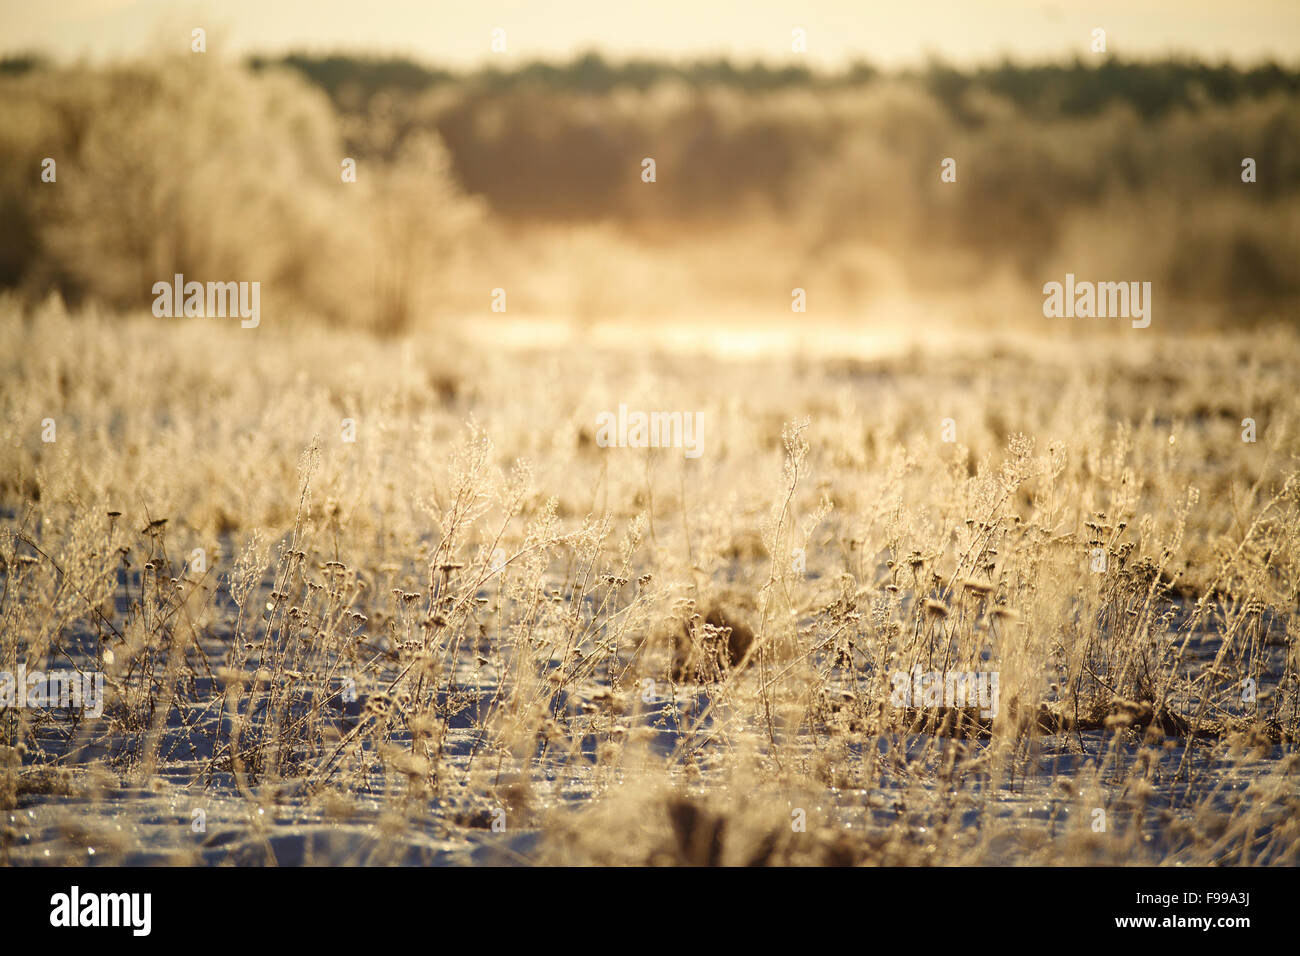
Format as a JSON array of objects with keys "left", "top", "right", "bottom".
[{"left": 3, "top": 304, "right": 1298, "bottom": 865}]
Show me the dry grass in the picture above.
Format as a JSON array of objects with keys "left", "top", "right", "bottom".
[{"left": 2, "top": 297, "right": 1297, "bottom": 865}]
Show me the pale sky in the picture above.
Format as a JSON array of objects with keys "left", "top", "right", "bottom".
[{"left": 2, "top": 0, "right": 1298, "bottom": 68}]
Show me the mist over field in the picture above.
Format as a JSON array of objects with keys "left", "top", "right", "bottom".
[
  {"left": 3, "top": 52, "right": 1298, "bottom": 329},
  {"left": 1, "top": 19, "right": 1298, "bottom": 874}
]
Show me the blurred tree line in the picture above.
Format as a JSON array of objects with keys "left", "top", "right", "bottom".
[{"left": 1, "top": 51, "right": 1296, "bottom": 327}]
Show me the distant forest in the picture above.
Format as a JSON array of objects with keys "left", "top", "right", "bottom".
[
  {"left": 236, "top": 51, "right": 1300, "bottom": 120},
  {"left": 2, "top": 50, "right": 1296, "bottom": 326}
]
